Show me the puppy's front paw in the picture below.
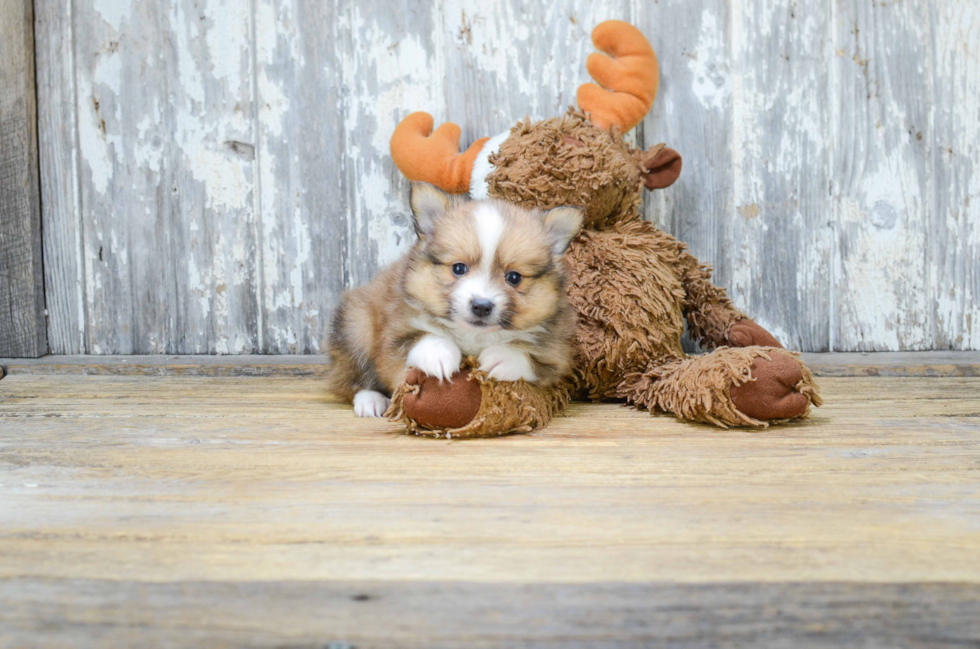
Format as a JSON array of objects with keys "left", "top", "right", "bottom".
[
  {"left": 353, "top": 390, "right": 391, "bottom": 418},
  {"left": 478, "top": 345, "right": 537, "bottom": 382},
  {"left": 406, "top": 335, "right": 462, "bottom": 381}
]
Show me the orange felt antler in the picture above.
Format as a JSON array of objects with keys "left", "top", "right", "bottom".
[
  {"left": 577, "top": 21, "right": 659, "bottom": 133},
  {"left": 390, "top": 112, "right": 489, "bottom": 194}
]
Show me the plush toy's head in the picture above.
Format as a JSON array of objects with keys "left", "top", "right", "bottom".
[
  {"left": 485, "top": 110, "right": 680, "bottom": 230},
  {"left": 390, "top": 20, "right": 682, "bottom": 230}
]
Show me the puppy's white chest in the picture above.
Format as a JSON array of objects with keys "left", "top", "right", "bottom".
[
  {"left": 449, "top": 328, "right": 517, "bottom": 356},
  {"left": 410, "top": 316, "right": 539, "bottom": 356}
]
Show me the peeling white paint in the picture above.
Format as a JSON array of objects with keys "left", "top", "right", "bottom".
[
  {"left": 92, "top": 0, "right": 130, "bottom": 32},
  {"left": 41, "top": 0, "right": 980, "bottom": 354},
  {"left": 689, "top": 9, "right": 729, "bottom": 112}
]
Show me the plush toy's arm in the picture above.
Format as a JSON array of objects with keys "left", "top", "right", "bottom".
[
  {"left": 387, "top": 359, "right": 571, "bottom": 438},
  {"left": 677, "top": 252, "right": 742, "bottom": 347},
  {"left": 677, "top": 251, "right": 783, "bottom": 350}
]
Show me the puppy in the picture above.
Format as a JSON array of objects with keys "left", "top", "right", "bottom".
[{"left": 327, "top": 182, "right": 583, "bottom": 417}]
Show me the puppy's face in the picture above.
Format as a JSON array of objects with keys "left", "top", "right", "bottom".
[{"left": 405, "top": 183, "right": 582, "bottom": 332}]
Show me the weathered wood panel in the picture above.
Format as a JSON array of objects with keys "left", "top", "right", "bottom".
[
  {"left": 0, "top": 0, "right": 47, "bottom": 358},
  {"left": 637, "top": 0, "right": 731, "bottom": 286},
  {"left": 931, "top": 2, "right": 980, "bottom": 350},
  {"left": 253, "top": 0, "right": 347, "bottom": 353},
  {"left": 35, "top": 0, "right": 980, "bottom": 353},
  {"left": 335, "top": 0, "right": 439, "bottom": 295},
  {"left": 2, "top": 579, "right": 979, "bottom": 649},
  {"left": 0, "top": 375, "right": 979, "bottom": 586},
  {"left": 34, "top": 0, "right": 84, "bottom": 355},
  {"left": 832, "top": 0, "right": 934, "bottom": 352},
  {"left": 46, "top": 0, "right": 260, "bottom": 353},
  {"left": 2, "top": 351, "right": 979, "bottom": 378},
  {"left": 1, "top": 373, "right": 980, "bottom": 644},
  {"left": 640, "top": 0, "right": 834, "bottom": 352},
  {"left": 441, "top": 0, "right": 631, "bottom": 143}
]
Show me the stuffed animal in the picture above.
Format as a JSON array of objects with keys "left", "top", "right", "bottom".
[{"left": 386, "top": 20, "right": 821, "bottom": 437}]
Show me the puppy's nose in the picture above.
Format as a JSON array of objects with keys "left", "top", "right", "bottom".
[{"left": 470, "top": 298, "right": 494, "bottom": 318}]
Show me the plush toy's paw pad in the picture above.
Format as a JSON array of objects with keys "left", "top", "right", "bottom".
[
  {"left": 727, "top": 320, "right": 783, "bottom": 349},
  {"left": 406, "top": 335, "right": 463, "bottom": 382},
  {"left": 478, "top": 345, "right": 537, "bottom": 382},
  {"left": 730, "top": 352, "right": 810, "bottom": 421},
  {"left": 353, "top": 390, "right": 392, "bottom": 418},
  {"left": 402, "top": 368, "right": 483, "bottom": 430}
]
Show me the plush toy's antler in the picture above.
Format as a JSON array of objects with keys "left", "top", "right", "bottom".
[
  {"left": 390, "top": 112, "right": 489, "bottom": 194},
  {"left": 577, "top": 20, "right": 659, "bottom": 132}
]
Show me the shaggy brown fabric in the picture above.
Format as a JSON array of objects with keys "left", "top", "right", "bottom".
[
  {"left": 621, "top": 347, "right": 822, "bottom": 428},
  {"left": 564, "top": 221, "right": 686, "bottom": 400},
  {"left": 387, "top": 358, "right": 571, "bottom": 439},
  {"left": 488, "top": 110, "right": 643, "bottom": 230}
]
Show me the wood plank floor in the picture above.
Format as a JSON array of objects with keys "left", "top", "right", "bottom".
[{"left": 1, "top": 371, "right": 979, "bottom": 647}]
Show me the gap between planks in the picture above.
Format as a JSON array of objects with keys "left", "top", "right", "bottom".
[{"left": 0, "top": 351, "right": 978, "bottom": 378}]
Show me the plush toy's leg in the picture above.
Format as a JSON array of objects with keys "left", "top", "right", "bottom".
[
  {"left": 621, "top": 347, "right": 822, "bottom": 428},
  {"left": 386, "top": 358, "right": 571, "bottom": 438}
]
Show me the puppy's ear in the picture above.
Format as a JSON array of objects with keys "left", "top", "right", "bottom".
[
  {"left": 410, "top": 182, "right": 451, "bottom": 239},
  {"left": 543, "top": 206, "right": 584, "bottom": 256}
]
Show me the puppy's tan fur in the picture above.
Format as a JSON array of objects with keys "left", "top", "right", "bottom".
[{"left": 327, "top": 184, "right": 581, "bottom": 409}]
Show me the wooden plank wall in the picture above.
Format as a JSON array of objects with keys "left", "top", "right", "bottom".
[
  {"left": 34, "top": 0, "right": 980, "bottom": 354},
  {"left": 0, "top": 0, "right": 47, "bottom": 358}
]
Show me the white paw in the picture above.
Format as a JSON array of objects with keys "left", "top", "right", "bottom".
[
  {"left": 406, "top": 335, "right": 462, "bottom": 381},
  {"left": 478, "top": 345, "right": 537, "bottom": 382},
  {"left": 353, "top": 390, "right": 391, "bottom": 418}
]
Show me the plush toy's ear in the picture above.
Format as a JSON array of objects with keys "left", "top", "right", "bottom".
[
  {"left": 640, "top": 145, "right": 682, "bottom": 190},
  {"left": 543, "top": 206, "right": 584, "bottom": 256},
  {"left": 410, "top": 182, "right": 452, "bottom": 239}
]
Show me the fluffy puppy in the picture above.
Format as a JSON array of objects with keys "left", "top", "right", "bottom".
[{"left": 327, "top": 182, "right": 583, "bottom": 417}]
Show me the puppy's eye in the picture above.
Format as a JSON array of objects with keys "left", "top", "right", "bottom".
[
  {"left": 451, "top": 262, "right": 468, "bottom": 276},
  {"left": 505, "top": 271, "right": 523, "bottom": 286}
]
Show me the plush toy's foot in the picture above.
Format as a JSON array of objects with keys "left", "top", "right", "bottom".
[
  {"left": 387, "top": 357, "right": 570, "bottom": 438},
  {"left": 621, "top": 347, "right": 822, "bottom": 428},
  {"left": 400, "top": 367, "right": 483, "bottom": 429},
  {"left": 729, "top": 352, "right": 812, "bottom": 420}
]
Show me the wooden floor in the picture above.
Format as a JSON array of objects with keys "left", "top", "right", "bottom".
[{"left": 1, "top": 358, "right": 979, "bottom": 647}]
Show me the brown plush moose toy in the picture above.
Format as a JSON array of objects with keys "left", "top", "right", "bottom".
[{"left": 385, "top": 20, "right": 821, "bottom": 437}]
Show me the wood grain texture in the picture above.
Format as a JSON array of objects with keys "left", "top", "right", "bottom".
[
  {"left": 441, "top": 0, "right": 630, "bottom": 144},
  {"left": 0, "top": 376, "right": 978, "bottom": 584},
  {"left": 640, "top": 0, "right": 834, "bottom": 352},
  {"left": 33, "top": 0, "right": 980, "bottom": 353},
  {"left": 637, "top": 0, "right": 731, "bottom": 308},
  {"left": 2, "top": 580, "right": 978, "bottom": 649},
  {"left": 0, "top": 374, "right": 979, "bottom": 645},
  {"left": 724, "top": 0, "right": 833, "bottom": 353},
  {"left": 34, "top": 0, "right": 84, "bottom": 355},
  {"left": 931, "top": 2, "right": 980, "bottom": 350},
  {"left": 0, "top": 0, "right": 47, "bottom": 358},
  {"left": 52, "top": 0, "right": 260, "bottom": 353},
  {"left": 253, "top": 0, "right": 346, "bottom": 353},
  {"left": 832, "top": 0, "right": 933, "bottom": 352}
]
